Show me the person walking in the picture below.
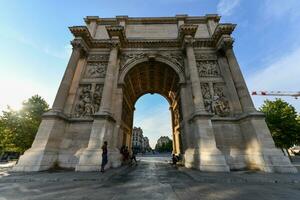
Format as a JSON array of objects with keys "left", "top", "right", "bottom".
[
  {"left": 131, "top": 148, "right": 138, "bottom": 165},
  {"left": 100, "top": 141, "right": 108, "bottom": 172}
]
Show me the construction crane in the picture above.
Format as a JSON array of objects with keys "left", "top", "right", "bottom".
[{"left": 251, "top": 91, "right": 300, "bottom": 99}]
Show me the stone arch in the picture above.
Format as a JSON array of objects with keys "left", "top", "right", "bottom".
[
  {"left": 119, "top": 59, "right": 184, "bottom": 155},
  {"left": 118, "top": 54, "right": 186, "bottom": 86}
]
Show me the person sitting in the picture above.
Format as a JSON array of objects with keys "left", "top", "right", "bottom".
[
  {"left": 172, "top": 154, "right": 178, "bottom": 165},
  {"left": 123, "top": 146, "right": 130, "bottom": 163}
]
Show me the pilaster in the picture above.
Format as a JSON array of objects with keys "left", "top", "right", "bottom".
[
  {"left": 52, "top": 38, "right": 88, "bottom": 112},
  {"left": 217, "top": 35, "right": 256, "bottom": 113},
  {"left": 179, "top": 25, "right": 229, "bottom": 172},
  {"left": 85, "top": 16, "right": 99, "bottom": 37},
  {"left": 76, "top": 28, "right": 124, "bottom": 171},
  {"left": 13, "top": 38, "right": 88, "bottom": 172},
  {"left": 216, "top": 35, "right": 297, "bottom": 173}
]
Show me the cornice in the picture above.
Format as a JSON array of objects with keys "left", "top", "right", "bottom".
[
  {"left": 204, "top": 14, "right": 221, "bottom": 22},
  {"left": 69, "top": 26, "right": 93, "bottom": 47},
  {"left": 179, "top": 24, "right": 198, "bottom": 39},
  {"left": 105, "top": 25, "right": 127, "bottom": 47},
  {"left": 69, "top": 23, "right": 235, "bottom": 49},
  {"left": 71, "top": 38, "right": 89, "bottom": 54},
  {"left": 84, "top": 16, "right": 99, "bottom": 24},
  {"left": 211, "top": 24, "right": 236, "bottom": 43},
  {"left": 83, "top": 15, "right": 221, "bottom": 25}
]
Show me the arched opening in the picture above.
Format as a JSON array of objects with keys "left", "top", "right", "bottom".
[
  {"left": 133, "top": 94, "right": 172, "bottom": 153},
  {"left": 119, "top": 60, "right": 183, "bottom": 156}
]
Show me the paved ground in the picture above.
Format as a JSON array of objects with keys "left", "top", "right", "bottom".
[{"left": 0, "top": 156, "right": 300, "bottom": 200}]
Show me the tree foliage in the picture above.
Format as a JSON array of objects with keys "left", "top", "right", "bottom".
[
  {"left": 155, "top": 139, "right": 173, "bottom": 153},
  {"left": 0, "top": 95, "right": 49, "bottom": 154},
  {"left": 260, "top": 98, "right": 300, "bottom": 149}
]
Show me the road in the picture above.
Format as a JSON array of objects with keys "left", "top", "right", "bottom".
[{"left": 0, "top": 156, "right": 299, "bottom": 200}]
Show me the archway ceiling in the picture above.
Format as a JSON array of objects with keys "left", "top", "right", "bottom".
[{"left": 123, "top": 61, "right": 180, "bottom": 106}]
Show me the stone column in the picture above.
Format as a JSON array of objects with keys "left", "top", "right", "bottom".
[
  {"left": 64, "top": 58, "right": 87, "bottom": 115},
  {"left": 219, "top": 37, "right": 256, "bottom": 113},
  {"left": 216, "top": 36, "right": 297, "bottom": 173},
  {"left": 183, "top": 35, "right": 229, "bottom": 172},
  {"left": 52, "top": 39, "right": 87, "bottom": 112},
  {"left": 179, "top": 84, "right": 192, "bottom": 151},
  {"left": 170, "top": 106, "right": 176, "bottom": 154},
  {"left": 184, "top": 35, "right": 206, "bottom": 113},
  {"left": 217, "top": 55, "right": 243, "bottom": 114},
  {"left": 76, "top": 39, "right": 122, "bottom": 171},
  {"left": 13, "top": 39, "right": 88, "bottom": 172},
  {"left": 98, "top": 43, "right": 119, "bottom": 115}
]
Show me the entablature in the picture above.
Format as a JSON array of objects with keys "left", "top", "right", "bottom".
[{"left": 70, "top": 15, "right": 236, "bottom": 50}]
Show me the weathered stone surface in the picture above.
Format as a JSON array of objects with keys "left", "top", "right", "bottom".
[
  {"left": 2, "top": 157, "right": 300, "bottom": 200},
  {"left": 13, "top": 14, "right": 297, "bottom": 173}
]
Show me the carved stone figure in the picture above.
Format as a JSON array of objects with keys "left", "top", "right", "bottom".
[
  {"left": 93, "top": 84, "right": 103, "bottom": 112},
  {"left": 197, "top": 61, "right": 220, "bottom": 77},
  {"left": 85, "top": 62, "right": 106, "bottom": 78},
  {"left": 74, "top": 84, "right": 103, "bottom": 117},
  {"left": 120, "top": 53, "right": 184, "bottom": 71},
  {"left": 173, "top": 108, "right": 180, "bottom": 126},
  {"left": 120, "top": 53, "right": 146, "bottom": 68},
  {"left": 162, "top": 53, "right": 184, "bottom": 70},
  {"left": 201, "top": 83, "right": 213, "bottom": 113},
  {"left": 212, "top": 85, "right": 230, "bottom": 116}
]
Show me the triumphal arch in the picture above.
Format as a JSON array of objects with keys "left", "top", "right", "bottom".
[{"left": 14, "top": 15, "right": 297, "bottom": 173}]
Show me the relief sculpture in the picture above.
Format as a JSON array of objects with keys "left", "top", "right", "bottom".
[
  {"left": 197, "top": 61, "right": 220, "bottom": 77},
  {"left": 212, "top": 85, "right": 230, "bottom": 117},
  {"left": 120, "top": 53, "right": 146, "bottom": 68},
  {"left": 74, "top": 84, "right": 103, "bottom": 117},
  {"left": 85, "top": 62, "right": 106, "bottom": 78},
  {"left": 201, "top": 83, "right": 213, "bottom": 113},
  {"left": 201, "top": 83, "right": 230, "bottom": 116},
  {"left": 173, "top": 107, "right": 180, "bottom": 126}
]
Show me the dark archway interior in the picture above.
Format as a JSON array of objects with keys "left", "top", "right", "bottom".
[{"left": 121, "top": 61, "right": 183, "bottom": 154}]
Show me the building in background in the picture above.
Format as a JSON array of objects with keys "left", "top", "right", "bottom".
[
  {"left": 155, "top": 136, "right": 172, "bottom": 153},
  {"left": 132, "top": 127, "right": 151, "bottom": 153},
  {"left": 143, "top": 137, "right": 151, "bottom": 152}
]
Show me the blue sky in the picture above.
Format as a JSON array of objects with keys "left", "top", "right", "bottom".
[{"left": 0, "top": 0, "right": 300, "bottom": 148}]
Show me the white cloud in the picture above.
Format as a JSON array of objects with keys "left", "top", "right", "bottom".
[
  {"left": 217, "top": 0, "right": 240, "bottom": 16},
  {"left": 247, "top": 47, "right": 300, "bottom": 112},
  {"left": 263, "top": 0, "right": 300, "bottom": 20}
]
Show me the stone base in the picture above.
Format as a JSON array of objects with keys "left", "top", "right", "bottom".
[
  {"left": 12, "top": 149, "right": 58, "bottom": 172},
  {"left": 75, "top": 148, "right": 122, "bottom": 171},
  {"left": 245, "top": 149, "right": 297, "bottom": 173},
  {"left": 184, "top": 148, "right": 230, "bottom": 172},
  {"left": 226, "top": 148, "right": 248, "bottom": 170}
]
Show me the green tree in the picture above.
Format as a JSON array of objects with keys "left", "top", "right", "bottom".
[
  {"left": 0, "top": 95, "right": 49, "bottom": 154},
  {"left": 155, "top": 140, "right": 173, "bottom": 153},
  {"left": 260, "top": 99, "right": 300, "bottom": 151}
]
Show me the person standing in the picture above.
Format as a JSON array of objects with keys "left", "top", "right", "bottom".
[
  {"left": 131, "top": 148, "right": 138, "bottom": 165},
  {"left": 172, "top": 154, "right": 178, "bottom": 166},
  {"left": 100, "top": 141, "right": 108, "bottom": 172}
]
